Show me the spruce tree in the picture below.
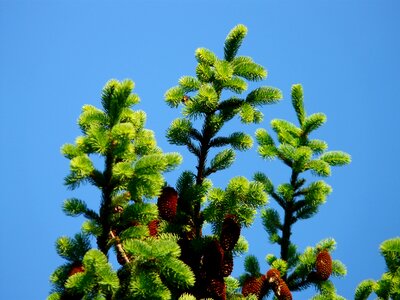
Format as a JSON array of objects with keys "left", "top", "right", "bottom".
[
  {"left": 163, "top": 24, "right": 281, "bottom": 299},
  {"left": 237, "top": 84, "right": 351, "bottom": 299},
  {"left": 48, "top": 25, "right": 354, "bottom": 300},
  {"left": 48, "top": 79, "right": 195, "bottom": 299},
  {"left": 355, "top": 238, "right": 400, "bottom": 300}
]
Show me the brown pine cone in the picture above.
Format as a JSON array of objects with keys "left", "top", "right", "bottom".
[
  {"left": 148, "top": 219, "right": 160, "bottom": 236},
  {"left": 68, "top": 263, "right": 84, "bottom": 276},
  {"left": 266, "top": 268, "right": 281, "bottom": 287},
  {"left": 157, "top": 187, "right": 178, "bottom": 221},
  {"left": 221, "top": 251, "right": 233, "bottom": 277},
  {"left": 220, "top": 214, "right": 241, "bottom": 251},
  {"left": 275, "top": 279, "right": 292, "bottom": 300},
  {"left": 202, "top": 239, "right": 224, "bottom": 277},
  {"left": 315, "top": 250, "right": 332, "bottom": 280},
  {"left": 242, "top": 276, "right": 265, "bottom": 297},
  {"left": 206, "top": 277, "right": 226, "bottom": 300}
]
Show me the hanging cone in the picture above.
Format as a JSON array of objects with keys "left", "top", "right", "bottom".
[
  {"left": 148, "top": 219, "right": 160, "bottom": 236},
  {"left": 68, "top": 263, "right": 84, "bottom": 276},
  {"left": 242, "top": 276, "right": 264, "bottom": 297},
  {"left": 266, "top": 269, "right": 292, "bottom": 299},
  {"left": 315, "top": 250, "right": 332, "bottom": 280},
  {"left": 203, "top": 239, "right": 224, "bottom": 277},
  {"left": 206, "top": 277, "right": 226, "bottom": 300},
  {"left": 266, "top": 268, "right": 281, "bottom": 287},
  {"left": 222, "top": 251, "right": 234, "bottom": 277},
  {"left": 220, "top": 214, "right": 241, "bottom": 251},
  {"left": 157, "top": 187, "right": 178, "bottom": 221},
  {"left": 275, "top": 279, "right": 292, "bottom": 300},
  {"left": 259, "top": 275, "right": 269, "bottom": 298}
]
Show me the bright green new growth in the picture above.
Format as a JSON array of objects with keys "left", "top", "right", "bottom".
[
  {"left": 255, "top": 84, "right": 350, "bottom": 219},
  {"left": 49, "top": 249, "right": 119, "bottom": 300},
  {"left": 355, "top": 237, "right": 400, "bottom": 300},
  {"left": 243, "top": 84, "right": 351, "bottom": 298},
  {"left": 62, "top": 79, "right": 181, "bottom": 198},
  {"left": 164, "top": 24, "right": 281, "bottom": 233},
  {"left": 49, "top": 80, "right": 194, "bottom": 299},
  {"left": 118, "top": 234, "right": 195, "bottom": 299},
  {"left": 165, "top": 25, "right": 281, "bottom": 179},
  {"left": 65, "top": 250, "right": 120, "bottom": 296},
  {"left": 203, "top": 177, "right": 267, "bottom": 234},
  {"left": 163, "top": 24, "right": 281, "bottom": 238}
]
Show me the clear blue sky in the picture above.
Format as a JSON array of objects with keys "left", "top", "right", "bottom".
[{"left": 1, "top": 1, "right": 399, "bottom": 299}]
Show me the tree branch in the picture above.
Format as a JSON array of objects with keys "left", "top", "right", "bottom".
[{"left": 109, "top": 230, "right": 130, "bottom": 264}]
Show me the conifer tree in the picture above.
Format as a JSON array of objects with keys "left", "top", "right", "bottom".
[
  {"left": 48, "top": 24, "right": 354, "bottom": 300},
  {"left": 355, "top": 237, "right": 400, "bottom": 300},
  {"left": 49, "top": 79, "right": 195, "bottom": 300},
  {"left": 163, "top": 24, "right": 282, "bottom": 299},
  {"left": 236, "top": 84, "right": 351, "bottom": 299}
]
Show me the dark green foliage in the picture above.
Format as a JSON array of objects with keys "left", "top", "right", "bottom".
[
  {"left": 261, "top": 208, "right": 282, "bottom": 243},
  {"left": 244, "top": 255, "right": 261, "bottom": 277}
]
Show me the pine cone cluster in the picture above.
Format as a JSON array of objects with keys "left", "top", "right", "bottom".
[
  {"left": 199, "top": 239, "right": 238, "bottom": 300},
  {"left": 266, "top": 269, "right": 292, "bottom": 300},
  {"left": 315, "top": 250, "right": 332, "bottom": 280},
  {"left": 157, "top": 187, "right": 178, "bottom": 221}
]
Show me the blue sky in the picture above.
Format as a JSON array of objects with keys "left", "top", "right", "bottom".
[{"left": 1, "top": 1, "right": 399, "bottom": 299}]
